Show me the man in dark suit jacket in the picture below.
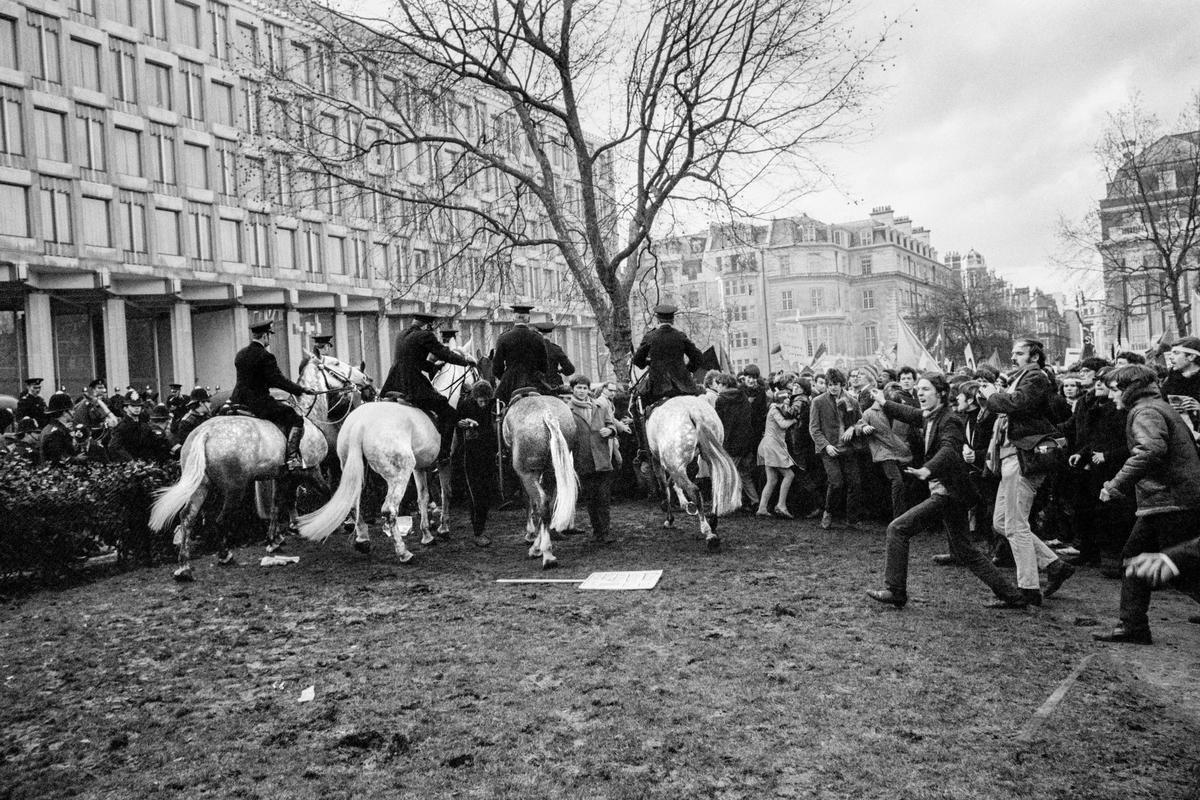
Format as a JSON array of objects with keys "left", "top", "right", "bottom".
[
  {"left": 231, "top": 320, "right": 316, "bottom": 471},
  {"left": 534, "top": 320, "right": 576, "bottom": 391},
  {"left": 865, "top": 376, "right": 1027, "bottom": 610},
  {"left": 493, "top": 305, "right": 550, "bottom": 404},
  {"left": 381, "top": 312, "right": 475, "bottom": 459},
  {"left": 808, "top": 368, "right": 864, "bottom": 529},
  {"left": 631, "top": 304, "right": 703, "bottom": 409}
]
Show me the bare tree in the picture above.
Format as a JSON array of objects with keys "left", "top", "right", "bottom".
[
  {"left": 1060, "top": 92, "right": 1200, "bottom": 340},
  {"left": 910, "top": 273, "right": 1021, "bottom": 365},
  {"left": 259, "top": 0, "right": 887, "bottom": 375}
]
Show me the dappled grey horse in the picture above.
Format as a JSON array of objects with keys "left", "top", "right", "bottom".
[{"left": 502, "top": 393, "right": 578, "bottom": 569}]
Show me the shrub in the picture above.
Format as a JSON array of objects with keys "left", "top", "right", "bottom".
[{"left": 0, "top": 458, "right": 180, "bottom": 585}]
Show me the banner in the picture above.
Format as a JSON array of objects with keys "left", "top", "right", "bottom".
[
  {"left": 896, "top": 317, "right": 942, "bottom": 374},
  {"left": 964, "top": 342, "right": 977, "bottom": 371}
]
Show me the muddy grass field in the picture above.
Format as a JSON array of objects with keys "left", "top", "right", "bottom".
[{"left": 2, "top": 504, "right": 1199, "bottom": 800}]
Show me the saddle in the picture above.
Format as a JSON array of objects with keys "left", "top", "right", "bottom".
[
  {"left": 508, "top": 387, "right": 542, "bottom": 405},
  {"left": 216, "top": 402, "right": 256, "bottom": 417}
]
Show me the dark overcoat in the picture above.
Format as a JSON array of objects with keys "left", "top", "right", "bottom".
[
  {"left": 493, "top": 324, "right": 549, "bottom": 402},
  {"left": 381, "top": 325, "right": 471, "bottom": 402},
  {"left": 230, "top": 341, "right": 306, "bottom": 423},
  {"left": 631, "top": 324, "right": 703, "bottom": 401}
]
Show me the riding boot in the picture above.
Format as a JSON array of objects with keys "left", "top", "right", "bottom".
[{"left": 284, "top": 425, "right": 304, "bottom": 471}]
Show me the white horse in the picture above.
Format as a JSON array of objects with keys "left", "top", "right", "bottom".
[
  {"left": 149, "top": 412, "right": 328, "bottom": 581},
  {"left": 503, "top": 393, "right": 578, "bottom": 569},
  {"left": 295, "top": 401, "right": 443, "bottom": 562},
  {"left": 297, "top": 355, "right": 371, "bottom": 491},
  {"left": 645, "top": 395, "right": 741, "bottom": 551}
]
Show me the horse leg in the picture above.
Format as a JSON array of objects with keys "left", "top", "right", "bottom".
[
  {"left": 535, "top": 474, "right": 558, "bottom": 570},
  {"left": 680, "top": 475, "right": 720, "bottom": 551},
  {"left": 524, "top": 508, "right": 537, "bottom": 543},
  {"left": 214, "top": 485, "right": 245, "bottom": 566},
  {"left": 654, "top": 460, "right": 676, "bottom": 529},
  {"left": 383, "top": 468, "right": 415, "bottom": 563},
  {"left": 172, "top": 481, "right": 209, "bottom": 582},
  {"left": 414, "top": 470, "right": 436, "bottom": 546},
  {"left": 351, "top": 502, "right": 371, "bottom": 554},
  {"left": 436, "top": 460, "right": 452, "bottom": 536}
]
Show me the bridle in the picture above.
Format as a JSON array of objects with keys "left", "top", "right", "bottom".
[{"left": 305, "top": 359, "right": 363, "bottom": 422}]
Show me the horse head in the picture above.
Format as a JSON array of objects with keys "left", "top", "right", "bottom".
[{"left": 300, "top": 357, "right": 373, "bottom": 423}]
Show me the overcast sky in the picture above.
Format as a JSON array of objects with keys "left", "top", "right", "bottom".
[{"left": 790, "top": 0, "right": 1200, "bottom": 301}]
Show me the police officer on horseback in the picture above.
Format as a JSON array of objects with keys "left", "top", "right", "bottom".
[
  {"left": 632, "top": 304, "right": 704, "bottom": 413},
  {"left": 533, "top": 320, "right": 576, "bottom": 393},
  {"left": 380, "top": 311, "right": 476, "bottom": 460},
  {"left": 297, "top": 333, "right": 334, "bottom": 377},
  {"left": 231, "top": 320, "right": 317, "bottom": 471},
  {"left": 493, "top": 305, "right": 550, "bottom": 404}
]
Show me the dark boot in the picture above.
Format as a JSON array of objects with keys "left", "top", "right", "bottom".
[{"left": 284, "top": 425, "right": 304, "bottom": 471}]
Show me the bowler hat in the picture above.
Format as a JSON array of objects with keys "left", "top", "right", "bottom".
[
  {"left": 533, "top": 321, "right": 556, "bottom": 333},
  {"left": 189, "top": 386, "right": 211, "bottom": 402}
]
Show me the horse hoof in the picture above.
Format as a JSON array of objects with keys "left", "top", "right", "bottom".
[
  {"left": 542, "top": 558, "right": 559, "bottom": 570},
  {"left": 172, "top": 566, "right": 194, "bottom": 582},
  {"left": 705, "top": 536, "right": 721, "bottom": 553},
  {"left": 217, "top": 552, "right": 237, "bottom": 567},
  {"left": 397, "top": 551, "right": 414, "bottom": 564},
  {"left": 421, "top": 534, "right": 436, "bottom": 546},
  {"left": 662, "top": 519, "right": 675, "bottom": 529},
  {"left": 685, "top": 502, "right": 699, "bottom": 516},
  {"left": 353, "top": 540, "right": 371, "bottom": 554}
]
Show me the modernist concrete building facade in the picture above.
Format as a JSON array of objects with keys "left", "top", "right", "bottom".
[{"left": 0, "top": 0, "right": 605, "bottom": 396}]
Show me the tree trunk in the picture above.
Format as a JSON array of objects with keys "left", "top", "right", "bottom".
[{"left": 600, "top": 286, "right": 634, "bottom": 381}]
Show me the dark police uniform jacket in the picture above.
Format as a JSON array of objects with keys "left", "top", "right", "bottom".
[
  {"left": 16, "top": 392, "right": 46, "bottom": 426},
  {"left": 230, "top": 341, "right": 305, "bottom": 426},
  {"left": 381, "top": 325, "right": 471, "bottom": 403},
  {"left": 110, "top": 418, "right": 169, "bottom": 462},
  {"left": 543, "top": 339, "right": 576, "bottom": 390},
  {"left": 38, "top": 420, "right": 74, "bottom": 465},
  {"left": 493, "top": 323, "right": 549, "bottom": 403},
  {"left": 631, "top": 323, "right": 704, "bottom": 402}
]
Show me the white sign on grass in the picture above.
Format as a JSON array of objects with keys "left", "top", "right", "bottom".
[
  {"left": 578, "top": 570, "right": 663, "bottom": 591},
  {"left": 495, "top": 570, "right": 663, "bottom": 591}
]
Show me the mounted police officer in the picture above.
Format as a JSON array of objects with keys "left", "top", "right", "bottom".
[
  {"left": 16, "top": 377, "right": 46, "bottom": 426},
  {"left": 231, "top": 320, "right": 317, "bottom": 471},
  {"left": 493, "top": 304, "right": 550, "bottom": 404},
  {"left": 631, "top": 304, "right": 704, "bottom": 413},
  {"left": 533, "top": 320, "right": 576, "bottom": 393},
  {"left": 298, "top": 333, "right": 334, "bottom": 377},
  {"left": 381, "top": 311, "right": 477, "bottom": 460},
  {"left": 39, "top": 391, "right": 76, "bottom": 465}
]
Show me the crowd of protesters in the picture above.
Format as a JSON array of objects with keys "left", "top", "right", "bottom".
[
  {"left": 2, "top": 377, "right": 214, "bottom": 466},
  {"left": 5, "top": 330, "right": 1199, "bottom": 643}
]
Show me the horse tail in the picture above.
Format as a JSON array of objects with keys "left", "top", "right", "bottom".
[
  {"left": 150, "top": 428, "right": 209, "bottom": 532},
  {"left": 694, "top": 412, "right": 741, "bottom": 516},
  {"left": 297, "top": 425, "right": 365, "bottom": 542},
  {"left": 544, "top": 412, "right": 578, "bottom": 532}
]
